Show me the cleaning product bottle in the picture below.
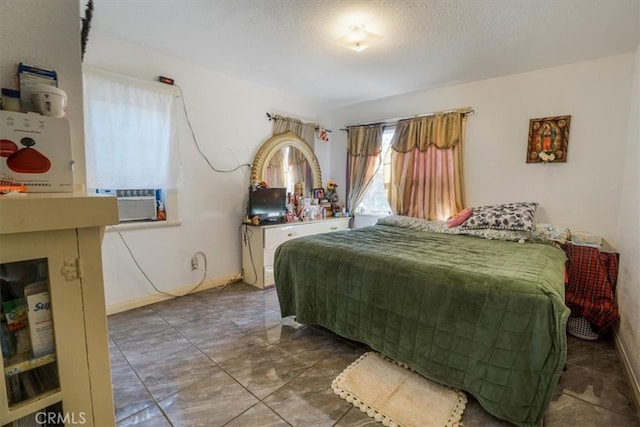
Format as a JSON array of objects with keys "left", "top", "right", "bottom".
[{"left": 24, "top": 281, "right": 54, "bottom": 358}]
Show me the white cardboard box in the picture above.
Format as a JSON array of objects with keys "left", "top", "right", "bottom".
[
  {"left": 571, "top": 231, "right": 613, "bottom": 252},
  {"left": 0, "top": 110, "right": 73, "bottom": 192}
]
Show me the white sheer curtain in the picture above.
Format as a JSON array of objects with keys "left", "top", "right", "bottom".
[{"left": 83, "top": 69, "right": 180, "bottom": 189}]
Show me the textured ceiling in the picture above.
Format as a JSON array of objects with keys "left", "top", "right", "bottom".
[{"left": 90, "top": 0, "right": 639, "bottom": 108}]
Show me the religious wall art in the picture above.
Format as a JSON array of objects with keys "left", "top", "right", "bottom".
[{"left": 526, "top": 115, "right": 571, "bottom": 163}]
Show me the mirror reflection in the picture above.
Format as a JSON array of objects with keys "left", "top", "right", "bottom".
[
  {"left": 251, "top": 131, "right": 322, "bottom": 199},
  {"left": 264, "top": 146, "right": 314, "bottom": 197}
]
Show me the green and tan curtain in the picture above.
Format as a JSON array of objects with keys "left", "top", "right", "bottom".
[
  {"left": 271, "top": 114, "right": 315, "bottom": 145},
  {"left": 388, "top": 110, "right": 467, "bottom": 220},
  {"left": 346, "top": 124, "right": 384, "bottom": 212}
]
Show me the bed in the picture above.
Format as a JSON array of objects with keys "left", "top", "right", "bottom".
[{"left": 274, "top": 217, "right": 570, "bottom": 427}]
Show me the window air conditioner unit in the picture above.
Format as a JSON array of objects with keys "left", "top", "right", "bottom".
[
  {"left": 97, "top": 189, "right": 158, "bottom": 222},
  {"left": 117, "top": 196, "right": 156, "bottom": 222}
]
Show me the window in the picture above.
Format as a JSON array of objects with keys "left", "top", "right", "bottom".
[
  {"left": 83, "top": 67, "right": 179, "bottom": 222},
  {"left": 354, "top": 111, "right": 467, "bottom": 220},
  {"left": 355, "top": 127, "right": 394, "bottom": 215}
]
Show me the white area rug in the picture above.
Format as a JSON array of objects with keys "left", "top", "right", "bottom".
[{"left": 332, "top": 352, "right": 467, "bottom": 427}]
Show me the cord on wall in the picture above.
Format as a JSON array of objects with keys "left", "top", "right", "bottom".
[
  {"left": 111, "top": 226, "right": 213, "bottom": 297},
  {"left": 241, "top": 223, "right": 258, "bottom": 286},
  {"left": 175, "top": 83, "right": 251, "bottom": 174}
]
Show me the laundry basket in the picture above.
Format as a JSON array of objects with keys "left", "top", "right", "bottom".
[{"left": 567, "top": 316, "right": 599, "bottom": 340}]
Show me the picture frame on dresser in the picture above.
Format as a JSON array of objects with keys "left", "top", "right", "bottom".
[{"left": 313, "top": 188, "right": 325, "bottom": 201}]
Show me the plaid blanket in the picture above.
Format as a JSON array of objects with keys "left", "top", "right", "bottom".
[{"left": 565, "top": 244, "right": 619, "bottom": 333}]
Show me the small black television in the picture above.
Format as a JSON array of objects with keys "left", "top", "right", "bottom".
[{"left": 248, "top": 187, "right": 287, "bottom": 224}]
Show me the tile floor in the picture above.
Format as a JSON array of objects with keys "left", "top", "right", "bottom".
[{"left": 108, "top": 282, "right": 640, "bottom": 427}]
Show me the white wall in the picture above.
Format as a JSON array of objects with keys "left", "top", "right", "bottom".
[
  {"left": 331, "top": 54, "right": 635, "bottom": 246},
  {"left": 615, "top": 43, "right": 640, "bottom": 399},
  {"left": 0, "top": 0, "right": 86, "bottom": 188},
  {"left": 84, "top": 31, "right": 330, "bottom": 309}
]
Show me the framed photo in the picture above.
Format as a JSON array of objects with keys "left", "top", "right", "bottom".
[
  {"left": 313, "top": 188, "right": 325, "bottom": 200},
  {"left": 526, "top": 115, "right": 571, "bottom": 163}
]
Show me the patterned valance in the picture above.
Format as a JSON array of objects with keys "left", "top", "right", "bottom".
[
  {"left": 391, "top": 110, "right": 466, "bottom": 152},
  {"left": 347, "top": 124, "right": 384, "bottom": 156},
  {"left": 271, "top": 114, "right": 315, "bottom": 146}
]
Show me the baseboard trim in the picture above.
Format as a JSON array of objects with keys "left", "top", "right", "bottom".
[
  {"left": 613, "top": 329, "right": 640, "bottom": 414},
  {"left": 106, "top": 273, "right": 243, "bottom": 315}
]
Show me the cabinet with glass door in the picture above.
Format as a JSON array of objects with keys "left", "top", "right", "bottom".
[{"left": 0, "top": 194, "right": 118, "bottom": 427}]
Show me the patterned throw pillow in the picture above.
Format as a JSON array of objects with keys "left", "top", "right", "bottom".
[{"left": 461, "top": 202, "right": 538, "bottom": 231}]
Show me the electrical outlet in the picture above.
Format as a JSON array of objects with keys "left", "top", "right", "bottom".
[{"left": 191, "top": 256, "right": 199, "bottom": 270}]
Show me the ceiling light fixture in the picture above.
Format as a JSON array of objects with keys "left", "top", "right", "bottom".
[{"left": 336, "top": 25, "right": 382, "bottom": 52}]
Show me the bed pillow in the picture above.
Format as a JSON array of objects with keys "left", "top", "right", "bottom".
[
  {"left": 459, "top": 228, "right": 530, "bottom": 242},
  {"left": 377, "top": 215, "right": 461, "bottom": 234},
  {"left": 531, "top": 223, "right": 571, "bottom": 244},
  {"left": 461, "top": 202, "right": 538, "bottom": 231},
  {"left": 447, "top": 207, "right": 473, "bottom": 228}
]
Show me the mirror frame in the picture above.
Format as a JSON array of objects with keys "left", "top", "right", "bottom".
[{"left": 251, "top": 131, "right": 323, "bottom": 190}]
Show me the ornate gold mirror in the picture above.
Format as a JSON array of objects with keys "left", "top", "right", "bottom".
[{"left": 251, "top": 131, "right": 322, "bottom": 197}]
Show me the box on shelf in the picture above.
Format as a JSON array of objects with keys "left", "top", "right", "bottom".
[
  {"left": 0, "top": 110, "right": 74, "bottom": 192},
  {"left": 571, "top": 231, "right": 613, "bottom": 251},
  {"left": 18, "top": 63, "right": 58, "bottom": 114}
]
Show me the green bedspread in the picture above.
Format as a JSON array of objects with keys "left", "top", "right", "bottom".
[{"left": 274, "top": 224, "right": 569, "bottom": 427}]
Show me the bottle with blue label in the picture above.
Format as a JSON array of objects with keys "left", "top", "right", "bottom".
[{"left": 24, "top": 281, "right": 54, "bottom": 358}]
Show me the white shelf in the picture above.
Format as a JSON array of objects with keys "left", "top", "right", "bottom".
[{"left": 4, "top": 353, "right": 56, "bottom": 377}]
